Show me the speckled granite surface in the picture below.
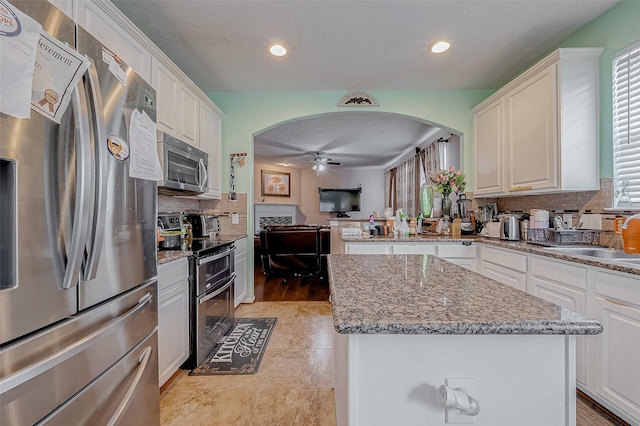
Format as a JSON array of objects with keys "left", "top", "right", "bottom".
[
  {"left": 157, "top": 250, "right": 191, "bottom": 265},
  {"left": 329, "top": 254, "right": 603, "bottom": 335},
  {"left": 341, "top": 234, "right": 640, "bottom": 276},
  {"left": 157, "top": 233, "right": 247, "bottom": 265}
]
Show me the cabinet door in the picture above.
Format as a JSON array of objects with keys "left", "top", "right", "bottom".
[
  {"left": 152, "top": 58, "right": 179, "bottom": 137},
  {"left": 506, "top": 62, "right": 558, "bottom": 192},
  {"left": 158, "top": 281, "right": 189, "bottom": 386},
  {"left": 234, "top": 238, "right": 247, "bottom": 307},
  {"left": 593, "top": 272, "right": 640, "bottom": 423},
  {"left": 528, "top": 258, "right": 588, "bottom": 387},
  {"left": 179, "top": 87, "right": 199, "bottom": 146},
  {"left": 200, "top": 102, "right": 222, "bottom": 199},
  {"left": 48, "top": 0, "right": 73, "bottom": 18},
  {"left": 75, "top": 1, "right": 151, "bottom": 82},
  {"left": 473, "top": 97, "right": 505, "bottom": 195}
]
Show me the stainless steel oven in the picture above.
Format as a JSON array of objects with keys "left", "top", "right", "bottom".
[{"left": 190, "top": 243, "right": 235, "bottom": 367}]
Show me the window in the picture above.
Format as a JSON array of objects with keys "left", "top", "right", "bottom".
[{"left": 613, "top": 40, "right": 640, "bottom": 208}]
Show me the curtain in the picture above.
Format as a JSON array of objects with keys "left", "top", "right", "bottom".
[{"left": 385, "top": 168, "right": 397, "bottom": 211}]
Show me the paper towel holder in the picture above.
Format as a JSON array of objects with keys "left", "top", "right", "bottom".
[{"left": 436, "top": 383, "right": 480, "bottom": 416}]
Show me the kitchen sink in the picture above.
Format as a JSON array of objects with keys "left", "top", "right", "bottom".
[
  {"left": 543, "top": 246, "right": 640, "bottom": 260},
  {"left": 614, "top": 258, "right": 640, "bottom": 266}
]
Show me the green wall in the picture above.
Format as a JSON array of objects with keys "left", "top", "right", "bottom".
[
  {"left": 560, "top": 0, "right": 640, "bottom": 178},
  {"left": 210, "top": 90, "right": 492, "bottom": 195}
]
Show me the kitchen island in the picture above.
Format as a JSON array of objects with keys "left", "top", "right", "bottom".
[{"left": 329, "top": 254, "right": 602, "bottom": 426}]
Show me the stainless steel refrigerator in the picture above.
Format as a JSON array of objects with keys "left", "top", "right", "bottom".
[{"left": 0, "top": 1, "right": 160, "bottom": 424}]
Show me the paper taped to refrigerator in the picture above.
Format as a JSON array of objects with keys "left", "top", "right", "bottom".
[
  {"left": 129, "top": 108, "right": 163, "bottom": 181},
  {"left": 31, "top": 30, "right": 89, "bottom": 123},
  {"left": 0, "top": 0, "right": 41, "bottom": 118}
]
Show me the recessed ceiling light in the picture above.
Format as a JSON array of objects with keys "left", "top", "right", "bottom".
[
  {"left": 269, "top": 44, "right": 287, "bottom": 57},
  {"left": 429, "top": 41, "right": 450, "bottom": 54}
]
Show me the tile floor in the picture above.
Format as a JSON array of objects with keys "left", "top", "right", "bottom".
[
  {"left": 160, "top": 301, "right": 622, "bottom": 426},
  {"left": 160, "top": 301, "right": 336, "bottom": 426}
]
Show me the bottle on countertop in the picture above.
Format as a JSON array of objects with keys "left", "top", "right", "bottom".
[
  {"left": 452, "top": 217, "right": 462, "bottom": 238},
  {"left": 399, "top": 214, "right": 410, "bottom": 237}
]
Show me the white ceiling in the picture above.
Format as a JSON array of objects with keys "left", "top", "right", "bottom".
[{"left": 113, "top": 0, "right": 619, "bottom": 168}]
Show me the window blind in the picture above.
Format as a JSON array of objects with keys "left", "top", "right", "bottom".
[{"left": 613, "top": 40, "right": 640, "bottom": 206}]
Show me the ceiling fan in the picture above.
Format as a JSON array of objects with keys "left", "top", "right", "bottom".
[{"left": 311, "top": 152, "right": 340, "bottom": 171}]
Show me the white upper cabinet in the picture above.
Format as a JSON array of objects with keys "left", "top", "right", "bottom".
[
  {"left": 152, "top": 57, "right": 198, "bottom": 146},
  {"left": 506, "top": 62, "right": 558, "bottom": 193},
  {"left": 199, "top": 102, "right": 222, "bottom": 199},
  {"left": 75, "top": 0, "right": 151, "bottom": 82},
  {"left": 472, "top": 48, "right": 603, "bottom": 197},
  {"left": 474, "top": 97, "right": 505, "bottom": 195},
  {"left": 152, "top": 57, "right": 179, "bottom": 136},
  {"left": 179, "top": 86, "right": 199, "bottom": 146},
  {"left": 48, "top": 0, "right": 73, "bottom": 18}
]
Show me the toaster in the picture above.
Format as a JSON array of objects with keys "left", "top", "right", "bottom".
[{"left": 481, "top": 221, "right": 502, "bottom": 238}]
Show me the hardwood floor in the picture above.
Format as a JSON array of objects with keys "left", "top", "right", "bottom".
[{"left": 253, "top": 264, "right": 330, "bottom": 302}]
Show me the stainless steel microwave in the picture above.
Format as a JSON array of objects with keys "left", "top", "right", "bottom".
[{"left": 157, "top": 132, "right": 208, "bottom": 194}]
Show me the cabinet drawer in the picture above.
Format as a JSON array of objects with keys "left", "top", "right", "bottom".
[
  {"left": 530, "top": 256, "right": 587, "bottom": 290},
  {"left": 595, "top": 271, "right": 640, "bottom": 307},
  {"left": 481, "top": 261, "right": 527, "bottom": 291},
  {"left": 481, "top": 246, "right": 527, "bottom": 272},
  {"left": 392, "top": 244, "right": 437, "bottom": 255},
  {"left": 437, "top": 244, "right": 476, "bottom": 258},
  {"left": 345, "top": 244, "right": 391, "bottom": 254},
  {"left": 158, "top": 257, "right": 189, "bottom": 293}
]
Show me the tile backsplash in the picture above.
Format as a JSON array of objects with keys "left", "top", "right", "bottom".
[
  {"left": 473, "top": 178, "right": 635, "bottom": 249},
  {"left": 158, "top": 192, "right": 248, "bottom": 235}
]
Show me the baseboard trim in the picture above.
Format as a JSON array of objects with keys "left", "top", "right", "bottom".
[{"left": 577, "top": 389, "right": 631, "bottom": 426}]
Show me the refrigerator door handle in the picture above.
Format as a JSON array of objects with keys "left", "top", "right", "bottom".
[
  {"left": 82, "top": 58, "right": 108, "bottom": 281},
  {"left": 106, "top": 345, "right": 153, "bottom": 426},
  {"left": 60, "top": 80, "right": 93, "bottom": 290},
  {"left": 0, "top": 292, "right": 153, "bottom": 393}
]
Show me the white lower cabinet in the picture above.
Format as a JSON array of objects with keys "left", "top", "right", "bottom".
[
  {"left": 344, "top": 243, "right": 391, "bottom": 254},
  {"left": 437, "top": 243, "right": 477, "bottom": 272},
  {"left": 342, "top": 241, "right": 476, "bottom": 270},
  {"left": 527, "top": 256, "right": 588, "bottom": 387},
  {"left": 157, "top": 258, "right": 190, "bottom": 387},
  {"left": 479, "top": 245, "right": 527, "bottom": 291},
  {"left": 234, "top": 237, "right": 247, "bottom": 307},
  {"left": 391, "top": 244, "right": 436, "bottom": 255},
  {"left": 591, "top": 271, "right": 640, "bottom": 424}
]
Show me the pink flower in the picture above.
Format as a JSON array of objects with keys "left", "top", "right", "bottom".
[{"left": 449, "top": 166, "right": 454, "bottom": 172}]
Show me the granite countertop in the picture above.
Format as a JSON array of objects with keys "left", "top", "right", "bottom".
[
  {"left": 158, "top": 250, "right": 191, "bottom": 265},
  {"left": 157, "top": 233, "right": 247, "bottom": 265},
  {"left": 329, "top": 254, "right": 603, "bottom": 335},
  {"left": 340, "top": 234, "right": 640, "bottom": 276}
]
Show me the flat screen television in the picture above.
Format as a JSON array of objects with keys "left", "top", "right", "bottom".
[{"left": 318, "top": 187, "right": 362, "bottom": 217}]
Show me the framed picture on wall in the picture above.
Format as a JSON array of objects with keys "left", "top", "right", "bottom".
[{"left": 261, "top": 170, "right": 291, "bottom": 197}]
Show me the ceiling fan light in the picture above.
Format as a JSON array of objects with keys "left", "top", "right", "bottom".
[{"left": 317, "top": 163, "right": 325, "bottom": 171}]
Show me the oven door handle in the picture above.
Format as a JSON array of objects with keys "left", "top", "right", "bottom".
[
  {"left": 199, "top": 275, "right": 235, "bottom": 304},
  {"left": 198, "top": 244, "right": 235, "bottom": 265}
]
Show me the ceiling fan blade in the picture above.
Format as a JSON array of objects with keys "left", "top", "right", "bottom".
[{"left": 327, "top": 161, "right": 341, "bottom": 165}]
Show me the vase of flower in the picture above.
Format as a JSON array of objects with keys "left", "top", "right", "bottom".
[
  {"left": 429, "top": 167, "right": 466, "bottom": 219},
  {"left": 442, "top": 190, "right": 452, "bottom": 218}
]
